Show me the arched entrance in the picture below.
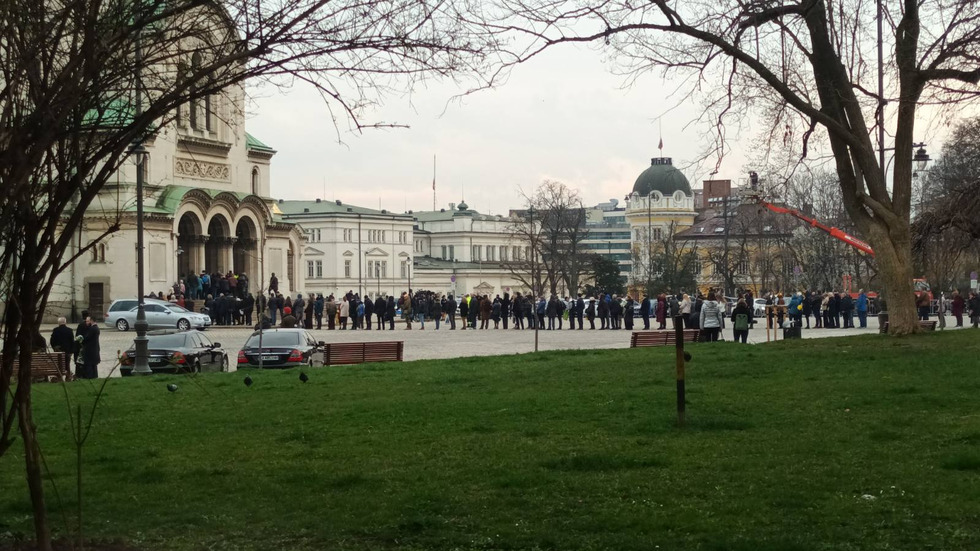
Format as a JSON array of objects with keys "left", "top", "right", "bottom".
[
  {"left": 176, "top": 212, "right": 203, "bottom": 279},
  {"left": 234, "top": 217, "right": 259, "bottom": 278},
  {"left": 205, "top": 214, "right": 231, "bottom": 273}
]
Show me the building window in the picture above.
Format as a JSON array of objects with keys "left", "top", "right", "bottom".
[
  {"left": 401, "top": 260, "right": 408, "bottom": 278},
  {"left": 251, "top": 168, "right": 259, "bottom": 195},
  {"left": 651, "top": 227, "right": 663, "bottom": 241},
  {"left": 307, "top": 261, "right": 314, "bottom": 278},
  {"left": 315, "top": 260, "right": 323, "bottom": 278},
  {"left": 487, "top": 246, "right": 494, "bottom": 261},
  {"left": 499, "top": 245, "right": 506, "bottom": 261},
  {"left": 381, "top": 230, "right": 385, "bottom": 243},
  {"left": 694, "top": 258, "right": 702, "bottom": 276},
  {"left": 448, "top": 245, "right": 454, "bottom": 260},
  {"left": 381, "top": 261, "right": 387, "bottom": 278},
  {"left": 344, "top": 260, "right": 351, "bottom": 278},
  {"left": 512, "top": 246, "right": 519, "bottom": 260},
  {"left": 190, "top": 52, "right": 202, "bottom": 130},
  {"left": 441, "top": 245, "right": 447, "bottom": 259},
  {"left": 205, "top": 95, "right": 213, "bottom": 131},
  {"left": 524, "top": 246, "right": 530, "bottom": 260},
  {"left": 737, "top": 260, "right": 748, "bottom": 275},
  {"left": 90, "top": 243, "right": 106, "bottom": 263},
  {"left": 368, "top": 260, "right": 374, "bottom": 278}
]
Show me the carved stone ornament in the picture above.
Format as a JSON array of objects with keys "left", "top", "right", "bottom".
[{"left": 174, "top": 158, "right": 231, "bottom": 181}]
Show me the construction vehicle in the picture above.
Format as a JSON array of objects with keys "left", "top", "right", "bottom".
[{"left": 739, "top": 178, "right": 931, "bottom": 300}]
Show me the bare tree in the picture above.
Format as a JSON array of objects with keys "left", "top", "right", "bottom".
[
  {"left": 481, "top": 0, "right": 980, "bottom": 334},
  {"left": 506, "top": 181, "right": 588, "bottom": 295},
  {"left": 0, "top": 0, "right": 495, "bottom": 546}
]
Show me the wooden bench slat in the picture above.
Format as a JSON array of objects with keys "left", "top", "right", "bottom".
[
  {"left": 324, "top": 341, "right": 403, "bottom": 366},
  {"left": 2, "top": 352, "right": 72, "bottom": 382},
  {"left": 630, "top": 330, "right": 699, "bottom": 348}
]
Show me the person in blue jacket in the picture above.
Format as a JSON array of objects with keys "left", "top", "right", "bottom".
[
  {"left": 856, "top": 290, "right": 869, "bottom": 328},
  {"left": 787, "top": 292, "right": 803, "bottom": 327}
]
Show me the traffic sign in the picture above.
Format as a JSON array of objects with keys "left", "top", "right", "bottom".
[{"left": 450, "top": 275, "right": 456, "bottom": 282}]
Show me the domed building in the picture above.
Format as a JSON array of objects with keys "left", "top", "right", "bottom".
[{"left": 625, "top": 157, "right": 697, "bottom": 285}]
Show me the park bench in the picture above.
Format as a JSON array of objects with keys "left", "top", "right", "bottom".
[
  {"left": 630, "top": 330, "right": 700, "bottom": 348},
  {"left": 880, "top": 320, "right": 938, "bottom": 334},
  {"left": 1, "top": 352, "right": 72, "bottom": 382},
  {"left": 323, "top": 341, "right": 404, "bottom": 366}
]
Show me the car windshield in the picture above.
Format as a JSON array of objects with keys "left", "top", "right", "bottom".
[
  {"left": 168, "top": 305, "right": 190, "bottom": 313},
  {"left": 246, "top": 332, "right": 302, "bottom": 347},
  {"left": 146, "top": 334, "right": 188, "bottom": 348}
]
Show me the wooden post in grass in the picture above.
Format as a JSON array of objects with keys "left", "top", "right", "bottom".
[{"left": 674, "top": 315, "right": 685, "bottom": 427}]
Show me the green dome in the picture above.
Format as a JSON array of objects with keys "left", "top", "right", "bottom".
[{"left": 632, "top": 157, "right": 692, "bottom": 197}]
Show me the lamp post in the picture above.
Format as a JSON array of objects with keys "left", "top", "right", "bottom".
[
  {"left": 529, "top": 205, "right": 539, "bottom": 352},
  {"left": 131, "top": 10, "right": 151, "bottom": 375},
  {"left": 175, "top": 247, "right": 184, "bottom": 287}
]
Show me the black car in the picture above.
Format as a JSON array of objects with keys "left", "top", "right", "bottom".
[
  {"left": 238, "top": 328, "right": 324, "bottom": 369},
  {"left": 120, "top": 330, "right": 228, "bottom": 376}
]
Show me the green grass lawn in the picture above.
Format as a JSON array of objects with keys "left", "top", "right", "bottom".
[{"left": 2, "top": 331, "right": 980, "bottom": 550}]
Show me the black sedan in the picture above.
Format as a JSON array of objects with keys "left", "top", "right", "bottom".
[
  {"left": 237, "top": 328, "right": 325, "bottom": 369},
  {"left": 120, "top": 330, "right": 228, "bottom": 375}
]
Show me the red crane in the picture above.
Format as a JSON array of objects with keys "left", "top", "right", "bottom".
[{"left": 756, "top": 200, "right": 875, "bottom": 256}]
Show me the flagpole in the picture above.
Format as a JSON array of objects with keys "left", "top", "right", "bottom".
[{"left": 432, "top": 154, "right": 437, "bottom": 211}]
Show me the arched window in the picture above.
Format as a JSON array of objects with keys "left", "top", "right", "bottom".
[
  {"left": 251, "top": 167, "right": 259, "bottom": 195},
  {"left": 190, "top": 52, "right": 202, "bottom": 130},
  {"left": 205, "top": 95, "right": 213, "bottom": 131}
]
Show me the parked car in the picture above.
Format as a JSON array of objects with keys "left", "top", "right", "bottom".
[
  {"left": 753, "top": 298, "right": 768, "bottom": 318},
  {"left": 105, "top": 298, "right": 212, "bottom": 331},
  {"left": 237, "top": 328, "right": 325, "bottom": 369},
  {"left": 120, "top": 330, "right": 228, "bottom": 375}
]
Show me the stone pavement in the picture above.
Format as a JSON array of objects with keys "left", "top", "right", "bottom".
[{"left": 32, "top": 314, "right": 970, "bottom": 378}]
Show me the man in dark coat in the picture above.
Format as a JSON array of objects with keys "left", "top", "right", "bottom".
[
  {"left": 624, "top": 296, "right": 635, "bottom": 330},
  {"left": 640, "top": 294, "right": 651, "bottom": 330},
  {"left": 363, "top": 296, "right": 374, "bottom": 330},
  {"left": 374, "top": 295, "right": 386, "bottom": 330},
  {"left": 576, "top": 294, "right": 585, "bottom": 330},
  {"left": 445, "top": 294, "right": 458, "bottom": 329},
  {"left": 292, "top": 294, "right": 305, "bottom": 328},
  {"left": 50, "top": 317, "right": 75, "bottom": 376},
  {"left": 840, "top": 293, "right": 854, "bottom": 328},
  {"left": 501, "top": 293, "right": 511, "bottom": 329},
  {"left": 459, "top": 295, "right": 470, "bottom": 330},
  {"left": 269, "top": 273, "right": 279, "bottom": 293},
  {"left": 79, "top": 316, "right": 101, "bottom": 379}
]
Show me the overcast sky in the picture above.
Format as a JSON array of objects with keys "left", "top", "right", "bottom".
[{"left": 249, "top": 42, "right": 952, "bottom": 215}]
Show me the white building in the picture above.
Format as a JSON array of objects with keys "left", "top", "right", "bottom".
[
  {"left": 278, "top": 199, "right": 414, "bottom": 299},
  {"left": 49, "top": 10, "right": 304, "bottom": 321},
  {"left": 409, "top": 201, "right": 532, "bottom": 297}
]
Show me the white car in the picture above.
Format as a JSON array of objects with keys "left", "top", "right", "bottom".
[
  {"left": 753, "top": 298, "right": 768, "bottom": 318},
  {"left": 105, "top": 298, "right": 212, "bottom": 332}
]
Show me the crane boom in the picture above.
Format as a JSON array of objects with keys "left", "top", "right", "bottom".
[{"left": 757, "top": 200, "right": 875, "bottom": 257}]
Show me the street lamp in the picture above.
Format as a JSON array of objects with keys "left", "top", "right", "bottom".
[
  {"left": 528, "top": 205, "right": 539, "bottom": 352},
  {"left": 130, "top": 0, "right": 151, "bottom": 375}
]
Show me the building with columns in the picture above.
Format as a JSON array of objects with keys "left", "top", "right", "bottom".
[{"left": 48, "top": 11, "right": 304, "bottom": 321}]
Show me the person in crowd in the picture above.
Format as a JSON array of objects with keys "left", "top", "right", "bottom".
[
  {"left": 597, "top": 294, "right": 609, "bottom": 330},
  {"left": 699, "top": 291, "right": 724, "bottom": 342},
  {"left": 557, "top": 296, "right": 566, "bottom": 330},
  {"left": 656, "top": 294, "right": 668, "bottom": 330},
  {"left": 77, "top": 315, "right": 101, "bottom": 379},
  {"left": 915, "top": 291, "right": 931, "bottom": 321},
  {"left": 968, "top": 291, "right": 980, "bottom": 328},
  {"left": 430, "top": 294, "right": 443, "bottom": 330},
  {"left": 479, "top": 295, "right": 491, "bottom": 329},
  {"left": 679, "top": 293, "right": 692, "bottom": 328},
  {"left": 339, "top": 296, "right": 350, "bottom": 329},
  {"left": 459, "top": 294, "right": 470, "bottom": 330},
  {"left": 640, "top": 294, "right": 651, "bottom": 330},
  {"left": 801, "top": 290, "right": 813, "bottom": 328},
  {"left": 315, "top": 294, "right": 325, "bottom": 330},
  {"left": 386, "top": 295, "right": 396, "bottom": 330},
  {"left": 375, "top": 295, "right": 386, "bottom": 330},
  {"left": 841, "top": 292, "right": 854, "bottom": 328},
  {"left": 50, "top": 317, "right": 75, "bottom": 377},
  {"left": 586, "top": 297, "right": 596, "bottom": 330},
  {"left": 546, "top": 295, "right": 558, "bottom": 330},
  {"left": 325, "top": 295, "right": 337, "bottom": 330},
  {"left": 363, "top": 295, "right": 374, "bottom": 331},
  {"left": 469, "top": 294, "right": 480, "bottom": 329},
  {"left": 731, "top": 299, "right": 752, "bottom": 343},
  {"left": 491, "top": 297, "right": 502, "bottom": 329},
  {"left": 575, "top": 294, "right": 585, "bottom": 330},
  {"left": 952, "top": 290, "right": 965, "bottom": 327},
  {"left": 624, "top": 295, "right": 635, "bottom": 330},
  {"left": 281, "top": 307, "right": 297, "bottom": 328},
  {"left": 501, "top": 293, "right": 511, "bottom": 330},
  {"left": 355, "top": 297, "right": 365, "bottom": 330},
  {"left": 445, "top": 294, "right": 458, "bottom": 330},
  {"left": 269, "top": 272, "right": 279, "bottom": 294},
  {"left": 242, "top": 292, "right": 255, "bottom": 327},
  {"left": 399, "top": 292, "right": 413, "bottom": 329},
  {"left": 304, "top": 296, "right": 315, "bottom": 330}
]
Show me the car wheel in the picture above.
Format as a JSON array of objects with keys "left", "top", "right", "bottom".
[
  {"left": 116, "top": 319, "right": 130, "bottom": 331},
  {"left": 177, "top": 318, "right": 190, "bottom": 331}
]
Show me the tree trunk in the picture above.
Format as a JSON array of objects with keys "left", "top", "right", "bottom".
[
  {"left": 18, "top": 387, "right": 52, "bottom": 551},
  {"left": 868, "top": 222, "right": 919, "bottom": 335}
]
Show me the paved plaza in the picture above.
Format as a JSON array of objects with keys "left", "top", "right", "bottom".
[{"left": 32, "top": 314, "right": 973, "bottom": 378}]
